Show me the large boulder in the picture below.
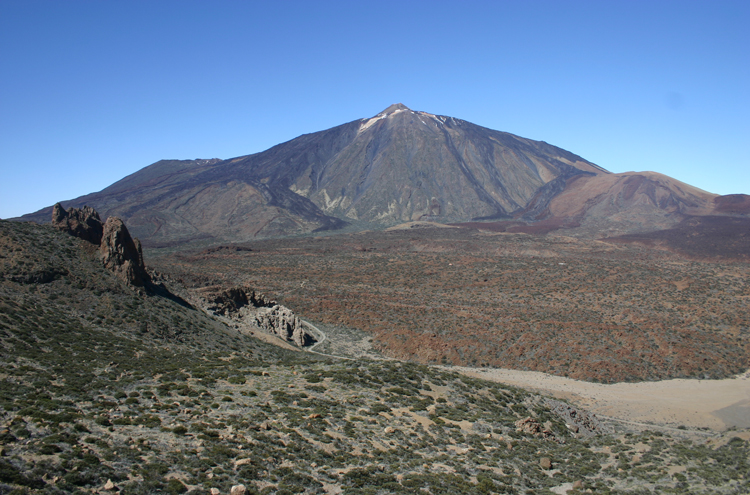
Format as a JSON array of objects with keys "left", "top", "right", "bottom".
[
  {"left": 51, "top": 203, "right": 103, "bottom": 244},
  {"left": 99, "top": 217, "right": 150, "bottom": 287}
]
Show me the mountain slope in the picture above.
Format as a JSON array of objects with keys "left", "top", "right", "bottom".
[
  {"left": 20, "top": 158, "right": 347, "bottom": 245},
  {"left": 222, "top": 103, "right": 608, "bottom": 225},
  {"left": 534, "top": 171, "right": 719, "bottom": 236},
  {"left": 19, "top": 104, "right": 609, "bottom": 243},
  {"left": 19, "top": 104, "right": 747, "bottom": 243}
]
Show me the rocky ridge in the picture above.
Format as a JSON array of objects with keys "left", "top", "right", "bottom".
[{"left": 52, "top": 202, "right": 103, "bottom": 245}]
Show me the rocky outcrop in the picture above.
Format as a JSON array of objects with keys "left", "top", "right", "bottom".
[
  {"left": 99, "top": 217, "right": 150, "bottom": 287},
  {"left": 197, "top": 286, "right": 316, "bottom": 347},
  {"left": 514, "top": 417, "right": 555, "bottom": 440},
  {"left": 545, "top": 399, "right": 611, "bottom": 437},
  {"left": 254, "top": 305, "right": 315, "bottom": 346},
  {"left": 204, "top": 287, "right": 275, "bottom": 316},
  {"left": 51, "top": 204, "right": 149, "bottom": 287},
  {"left": 51, "top": 203, "right": 103, "bottom": 244}
]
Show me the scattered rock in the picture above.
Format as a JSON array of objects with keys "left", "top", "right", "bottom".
[
  {"left": 52, "top": 203, "right": 103, "bottom": 245},
  {"left": 210, "top": 489, "right": 220, "bottom": 495},
  {"left": 230, "top": 485, "right": 246, "bottom": 495},
  {"left": 100, "top": 216, "right": 150, "bottom": 287},
  {"left": 0, "top": 428, "right": 16, "bottom": 444},
  {"left": 573, "top": 480, "right": 583, "bottom": 489},
  {"left": 540, "top": 457, "right": 552, "bottom": 470},
  {"left": 545, "top": 399, "right": 612, "bottom": 437},
  {"left": 515, "top": 417, "right": 555, "bottom": 440},
  {"left": 103, "top": 478, "right": 117, "bottom": 491},
  {"left": 384, "top": 426, "right": 396, "bottom": 434}
]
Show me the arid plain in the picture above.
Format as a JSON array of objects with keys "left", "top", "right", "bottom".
[{"left": 153, "top": 223, "right": 750, "bottom": 434}]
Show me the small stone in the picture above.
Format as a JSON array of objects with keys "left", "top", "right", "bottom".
[
  {"left": 384, "top": 426, "right": 396, "bottom": 434},
  {"left": 540, "top": 457, "right": 552, "bottom": 470},
  {"left": 573, "top": 480, "right": 583, "bottom": 489},
  {"left": 104, "top": 479, "right": 116, "bottom": 490},
  {"left": 210, "top": 489, "right": 220, "bottom": 495},
  {"left": 230, "top": 485, "right": 246, "bottom": 495}
]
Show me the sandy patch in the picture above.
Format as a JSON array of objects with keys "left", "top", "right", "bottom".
[{"left": 448, "top": 366, "right": 750, "bottom": 431}]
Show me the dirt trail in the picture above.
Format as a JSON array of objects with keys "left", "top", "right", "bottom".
[{"left": 449, "top": 366, "right": 750, "bottom": 431}]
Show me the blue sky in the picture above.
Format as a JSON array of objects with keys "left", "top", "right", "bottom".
[{"left": 1, "top": 0, "right": 748, "bottom": 219}]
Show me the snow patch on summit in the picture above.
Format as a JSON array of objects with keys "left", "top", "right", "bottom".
[{"left": 358, "top": 106, "right": 411, "bottom": 134}]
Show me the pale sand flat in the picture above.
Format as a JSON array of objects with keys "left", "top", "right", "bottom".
[{"left": 449, "top": 366, "right": 750, "bottom": 431}]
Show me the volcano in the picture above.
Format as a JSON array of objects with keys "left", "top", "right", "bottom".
[{"left": 19, "top": 104, "right": 743, "bottom": 244}]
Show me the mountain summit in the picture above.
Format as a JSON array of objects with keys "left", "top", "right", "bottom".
[{"left": 19, "top": 105, "right": 739, "bottom": 244}]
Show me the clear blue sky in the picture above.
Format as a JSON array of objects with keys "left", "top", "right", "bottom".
[{"left": 1, "top": 0, "right": 748, "bottom": 219}]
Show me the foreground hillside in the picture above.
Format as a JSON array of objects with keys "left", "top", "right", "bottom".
[{"left": 2, "top": 220, "right": 749, "bottom": 494}]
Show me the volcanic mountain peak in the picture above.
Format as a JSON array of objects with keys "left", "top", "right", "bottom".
[
  {"left": 358, "top": 103, "right": 415, "bottom": 133},
  {"left": 381, "top": 102, "right": 411, "bottom": 114},
  {"left": 18, "top": 104, "right": 745, "bottom": 245}
]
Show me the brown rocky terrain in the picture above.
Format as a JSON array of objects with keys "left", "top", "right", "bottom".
[
  {"left": 608, "top": 215, "right": 750, "bottom": 261},
  {"left": 153, "top": 225, "right": 749, "bottom": 384}
]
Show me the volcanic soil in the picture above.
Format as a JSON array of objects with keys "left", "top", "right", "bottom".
[{"left": 151, "top": 224, "right": 750, "bottom": 385}]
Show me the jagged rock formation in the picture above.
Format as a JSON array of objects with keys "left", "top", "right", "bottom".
[
  {"left": 197, "top": 286, "right": 316, "bottom": 347},
  {"left": 204, "top": 287, "right": 274, "bottom": 316},
  {"left": 51, "top": 202, "right": 103, "bottom": 244},
  {"left": 254, "top": 305, "right": 315, "bottom": 347},
  {"left": 51, "top": 204, "right": 149, "bottom": 287},
  {"left": 99, "top": 217, "right": 150, "bottom": 287}
]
